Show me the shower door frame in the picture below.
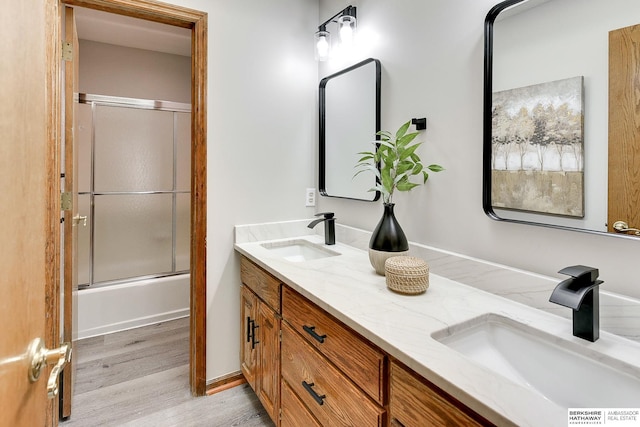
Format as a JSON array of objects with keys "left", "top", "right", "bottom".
[
  {"left": 58, "top": 0, "right": 208, "bottom": 397},
  {"left": 79, "top": 93, "right": 192, "bottom": 289}
]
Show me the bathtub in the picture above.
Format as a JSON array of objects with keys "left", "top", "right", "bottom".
[{"left": 76, "top": 274, "right": 190, "bottom": 340}]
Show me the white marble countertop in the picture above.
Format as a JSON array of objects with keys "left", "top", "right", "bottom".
[{"left": 234, "top": 229, "right": 640, "bottom": 427}]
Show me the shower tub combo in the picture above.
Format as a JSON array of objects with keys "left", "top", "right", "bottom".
[{"left": 74, "top": 94, "right": 191, "bottom": 339}]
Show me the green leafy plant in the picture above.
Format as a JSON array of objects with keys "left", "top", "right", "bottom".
[{"left": 355, "top": 120, "right": 444, "bottom": 204}]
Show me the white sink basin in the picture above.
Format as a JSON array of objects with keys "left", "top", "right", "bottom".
[
  {"left": 261, "top": 239, "right": 339, "bottom": 262},
  {"left": 432, "top": 314, "right": 640, "bottom": 408}
]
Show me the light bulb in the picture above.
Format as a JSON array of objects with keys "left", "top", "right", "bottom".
[
  {"left": 339, "top": 26, "right": 353, "bottom": 45},
  {"left": 337, "top": 15, "right": 356, "bottom": 49},
  {"left": 317, "top": 36, "right": 329, "bottom": 57},
  {"left": 315, "top": 30, "right": 331, "bottom": 61}
]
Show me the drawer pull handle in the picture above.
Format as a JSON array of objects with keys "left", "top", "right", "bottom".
[
  {"left": 250, "top": 320, "right": 260, "bottom": 349},
  {"left": 246, "top": 317, "right": 252, "bottom": 343},
  {"left": 302, "top": 381, "right": 326, "bottom": 406},
  {"left": 303, "top": 325, "right": 327, "bottom": 343}
]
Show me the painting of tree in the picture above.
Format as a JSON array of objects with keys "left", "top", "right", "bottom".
[{"left": 491, "top": 76, "right": 584, "bottom": 217}]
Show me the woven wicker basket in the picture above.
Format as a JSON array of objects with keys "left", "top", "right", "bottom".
[{"left": 385, "top": 256, "right": 429, "bottom": 295}]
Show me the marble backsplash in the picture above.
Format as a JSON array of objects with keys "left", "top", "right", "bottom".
[{"left": 235, "top": 219, "right": 640, "bottom": 342}]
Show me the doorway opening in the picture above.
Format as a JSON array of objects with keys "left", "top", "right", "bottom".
[{"left": 56, "top": 0, "right": 207, "bottom": 406}]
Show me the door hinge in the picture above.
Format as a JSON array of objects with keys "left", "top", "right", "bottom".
[
  {"left": 62, "top": 41, "right": 73, "bottom": 61},
  {"left": 60, "top": 192, "right": 72, "bottom": 211}
]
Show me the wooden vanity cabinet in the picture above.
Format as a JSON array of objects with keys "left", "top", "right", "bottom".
[
  {"left": 282, "top": 286, "right": 386, "bottom": 405},
  {"left": 281, "top": 286, "right": 387, "bottom": 426},
  {"left": 240, "top": 257, "right": 281, "bottom": 425},
  {"left": 390, "top": 361, "right": 493, "bottom": 427},
  {"left": 239, "top": 257, "right": 495, "bottom": 427},
  {"left": 240, "top": 285, "right": 258, "bottom": 389},
  {"left": 281, "top": 322, "right": 386, "bottom": 426},
  {"left": 280, "top": 380, "right": 322, "bottom": 427}
]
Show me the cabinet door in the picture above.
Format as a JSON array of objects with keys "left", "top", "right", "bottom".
[
  {"left": 240, "top": 285, "right": 258, "bottom": 390},
  {"left": 257, "top": 300, "right": 280, "bottom": 425},
  {"left": 390, "top": 362, "right": 491, "bottom": 427}
]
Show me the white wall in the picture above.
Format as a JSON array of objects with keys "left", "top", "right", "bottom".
[
  {"left": 79, "top": 40, "right": 191, "bottom": 102},
  {"left": 157, "top": 0, "right": 319, "bottom": 382},
  {"left": 316, "top": 0, "right": 640, "bottom": 305},
  {"left": 156, "top": 0, "right": 640, "bottom": 383}
]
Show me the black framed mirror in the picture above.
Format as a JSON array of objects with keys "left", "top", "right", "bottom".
[
  {"left": 483, "top": 0, "right": 640, "bottom": 239},
  {"left": 319, "top": 58, "right": 381, "bottom": 201}
]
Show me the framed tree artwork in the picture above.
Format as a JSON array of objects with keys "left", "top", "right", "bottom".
[{"left": 491, "top": 76, "right": 584, "bottom": 217}]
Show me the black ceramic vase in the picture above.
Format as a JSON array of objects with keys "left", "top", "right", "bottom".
[{"left": 369, "top": 203, "right": 409, "bottom": 275}]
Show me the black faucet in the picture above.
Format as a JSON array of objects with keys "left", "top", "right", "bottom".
[
  {"left": 307, "top": 212, "right": 336, "bottom": 245},
  {"left": 549, "top": 265, "right": 604, "bottom": 342}
]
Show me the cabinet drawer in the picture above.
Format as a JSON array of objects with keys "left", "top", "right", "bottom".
[
  {"left": 281, "top": 323, "right": 386, "bottom": 427},
  {"left": 282, "top": 286, "right": 385, "bottom": 404},
  {"left": 390, "top": 361, "right": 491, "bottom": 427},
  {"left": 240, "top": 256, "right": 281, "bottom": 313},
  {"left": 281, "top": 379, "right": 321, "bottom": 427}
]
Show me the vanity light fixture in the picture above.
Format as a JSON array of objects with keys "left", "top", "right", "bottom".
[{"left": 315, "top": 5, "right": 357, "bottom": 61}]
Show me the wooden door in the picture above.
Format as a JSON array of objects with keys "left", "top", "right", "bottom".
[
  {"left": 257, "top": 300, "right": 280, "bottom": 425},
  {"left": 240, "top": 286, "right": 258, "bottom": 390},
  {"left": 609, "top": 24, "right": 640, "bottom": 236},
  {"left": 0, "top": 0, "right": 60, "bottom": 426},
  {"left": 61, "top": 5, "right": 79, "bottom": 419}
]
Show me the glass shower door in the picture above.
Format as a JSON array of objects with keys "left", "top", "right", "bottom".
[{"left": 77, "top": 95, "right": 191, "bottom": 287}]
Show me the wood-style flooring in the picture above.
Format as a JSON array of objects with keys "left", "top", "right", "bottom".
[{"left": 62, "top": 317, "right": 274, "bottom": 427}]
